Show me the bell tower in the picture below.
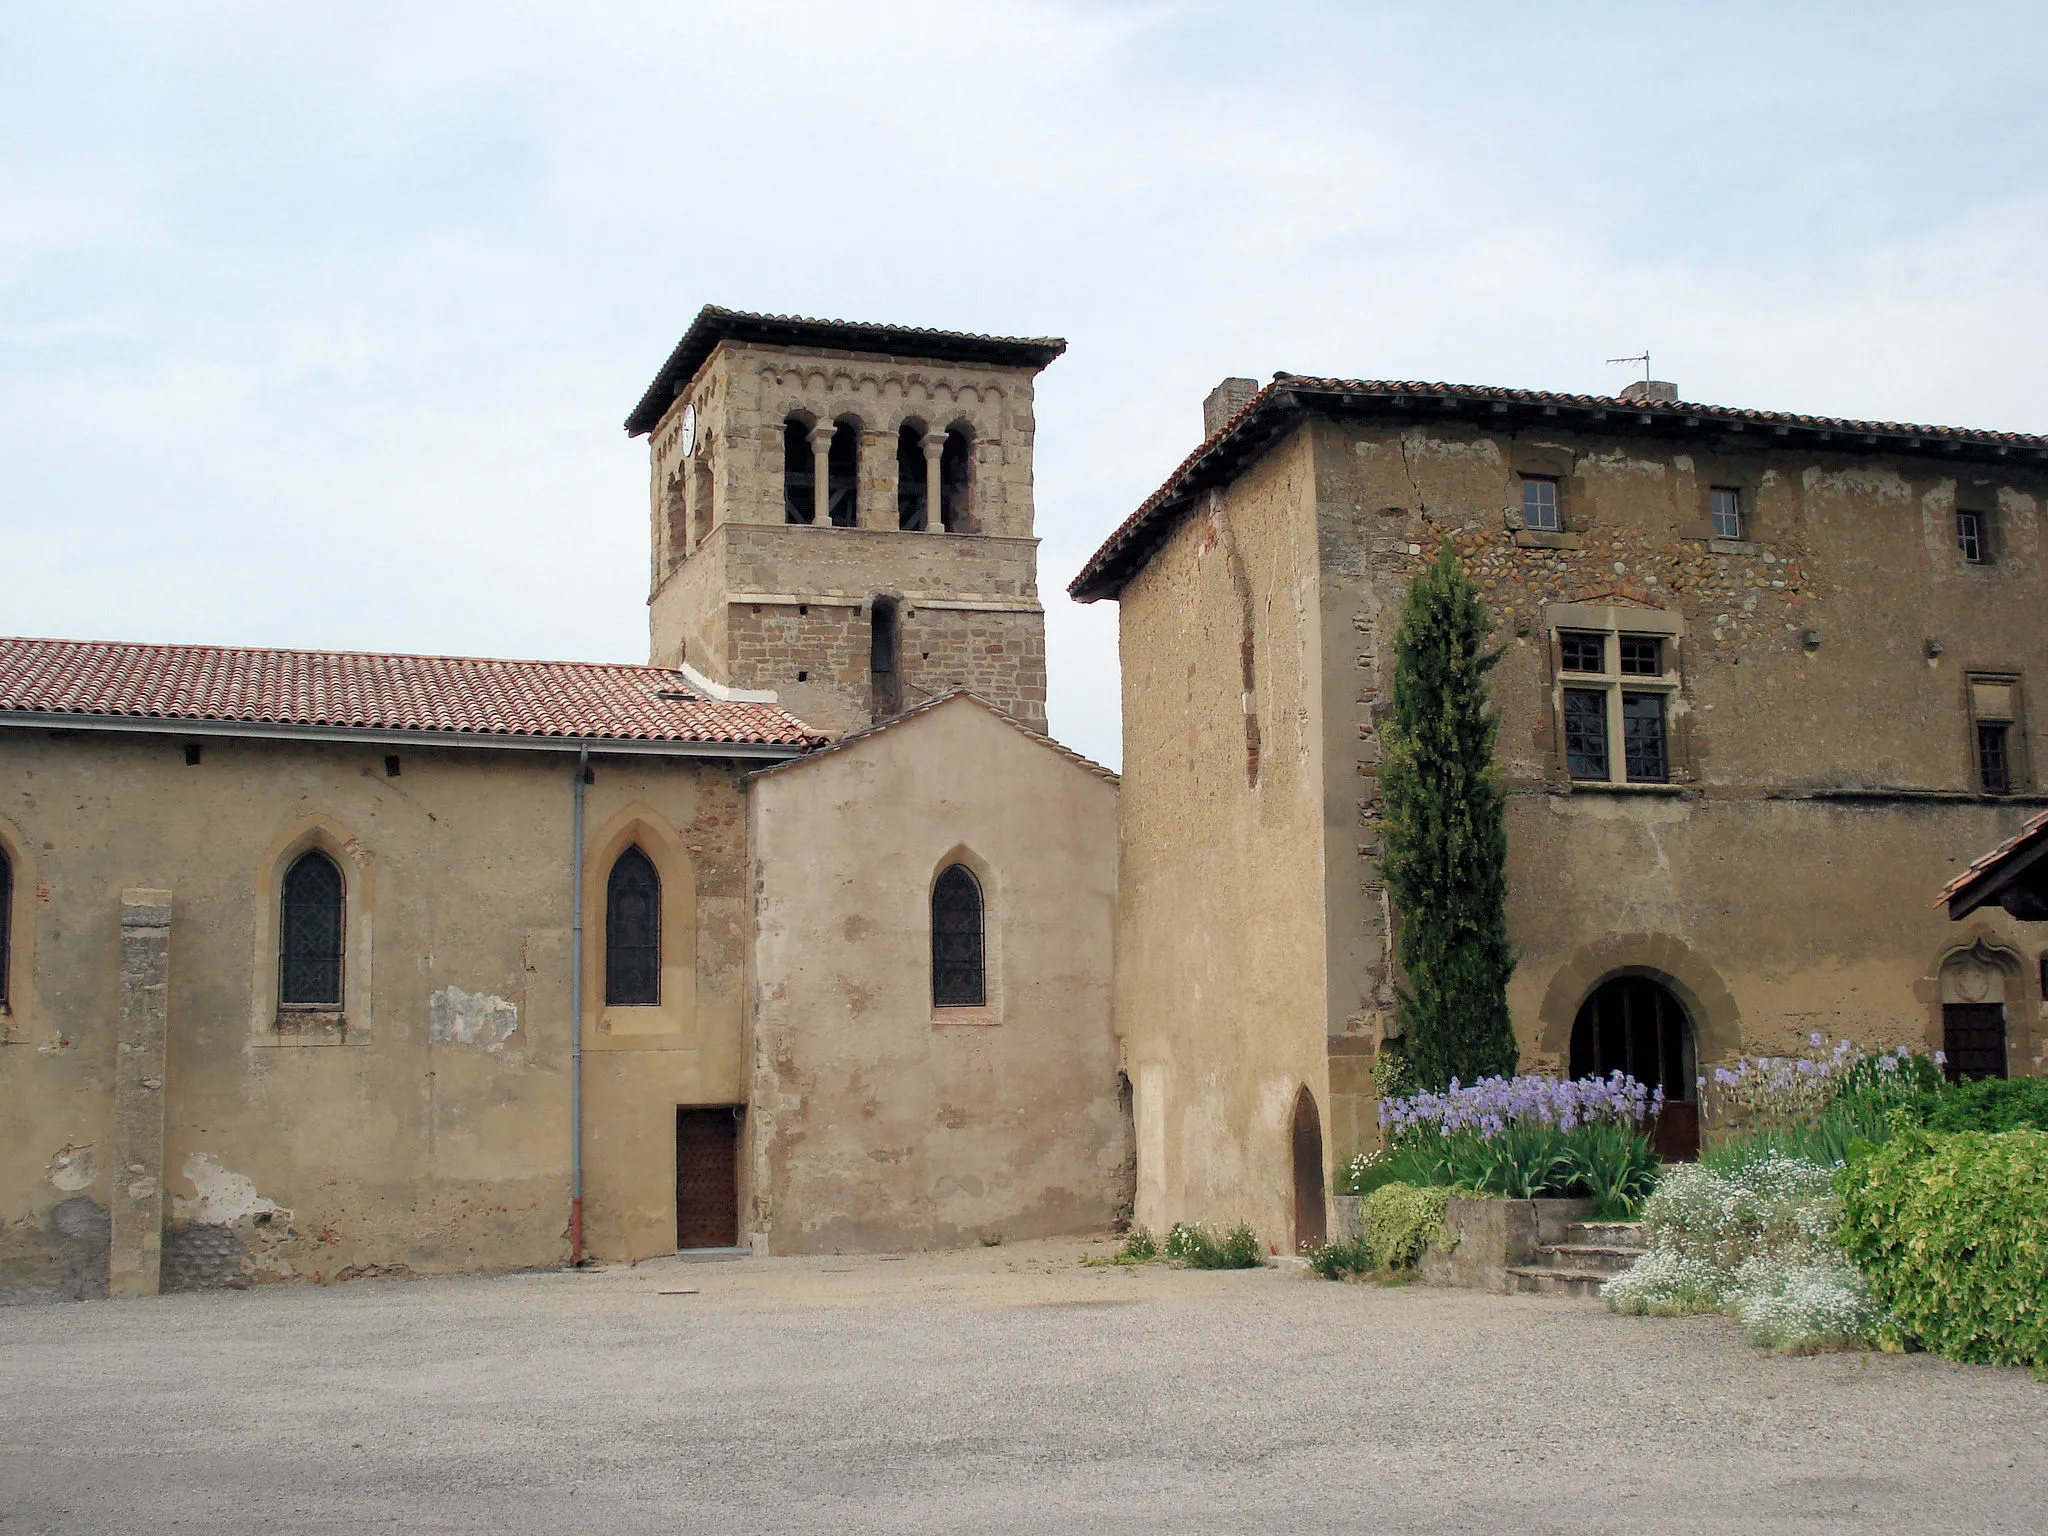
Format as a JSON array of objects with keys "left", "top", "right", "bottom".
[{"left": 626, "top": 306, "right": 1064, "bottom": 737}]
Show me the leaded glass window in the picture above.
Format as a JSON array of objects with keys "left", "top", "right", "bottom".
[
  {"left": 605, "top": 846, "right": 661, "bottom": 1006},
  {"left": 1978, "top": 723, "right": 2012, "bottom": 794},
  {"left": 1622, "top": 692, "right": 1669, "bottom": 783},
  {"left": 1563, "top": 689, "right": 1608, "bottom": 780},
  {"left": 932, "top": 864, "right": 985, "bottom": 1008},
  {"left": 279, "top": 850, "right": 344, "bottom": 1007}
]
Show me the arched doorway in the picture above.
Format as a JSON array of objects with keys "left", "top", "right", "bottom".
[
  {"left": 1571, "top": 974, "right": 1698, "bottom": 1161},
  {"left": 1291, "top": 1086, "right": 1327, "bottom": 1252},
  {"left": 1940, "top": 945, "right": 2014, "bottom": 1081}
]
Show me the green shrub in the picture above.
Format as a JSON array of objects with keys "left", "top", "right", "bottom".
[
  {"left": 1119, "top": 1226, "right": 1158, "bottom": 1262},
  {"left": 1341, "top": 1149, "right": 1405, "bottom": 1198},
  {"left": 1835, "top": 1129, "right": 2048, "bottom": 1377},
  {"left": 1357, "top": 1182, "right": 1452, "bottom": 1273},
  {"left": 1164, "top": 1222, "right": 1264, "bottom": 1270},
  {"left": 1306, "top": 1236, "right": 1376, "bottom": 1280},
  {"left": 1604, "top": 1154, "right": 1880, "bottom": 1353},
  {"left": 1922, "top": 1078, "right": 2048, "bottom": 1135}
]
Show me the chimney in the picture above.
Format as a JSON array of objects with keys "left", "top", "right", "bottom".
[
  {"left": 1619, "top": 379, "right": 1679, "bottom": 404},
  {"left": 1203, "top": 377, "right": 1260, "bottom": 439}
]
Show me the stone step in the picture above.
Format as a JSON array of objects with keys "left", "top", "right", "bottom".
[
  {"left": 1508, "top": 1266, "right": 1609, "bottom": 1299},
  {"left": 1565, "top": 1221, "right": 1646, "bottom": 1250},
  {"left": 1538, "top": 1243, "right": 1644, "bottom": 1277}
]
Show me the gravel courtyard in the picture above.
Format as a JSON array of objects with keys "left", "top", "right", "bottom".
[{"left": 3, "top": 1237, "right": 2043, "bottom": 1534}]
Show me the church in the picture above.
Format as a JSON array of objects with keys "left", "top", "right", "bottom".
[
  {"left": 3, "top": 305, "right": 2044, "bottom": 1301},
  {"left": 0, "top": 308, "right": 1126, "bottom": 1300}
]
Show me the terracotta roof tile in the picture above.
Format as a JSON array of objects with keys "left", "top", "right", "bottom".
[
  {"left": 747, "top": 690, "right": 1118, "bottom": 784},
  {"left": 0, "top": 637, "right": 823, "bottom": 750},
  {"left": 1934, "top": 805, "right": 2048, "bottom": 912},
  {"left": 1071, "top": 377, "right": 2048, "bottom": 601}
]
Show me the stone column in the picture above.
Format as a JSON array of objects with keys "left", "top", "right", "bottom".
[
  {"left": 923, "top": 431, "right": 945, "bottom": 532},
  {"left": 808, "top": 421, "right": 834, "bottom": 526},
  {"left": 109, "top": 888, "right": 171, "bottom": 1298}
]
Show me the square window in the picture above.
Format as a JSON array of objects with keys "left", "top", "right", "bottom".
[
  {"left": 1563, "top": 688, "right": 1609, "bottom": 780},
  {"left": 1957, "top": 509, "right": 1988, "bottom": 564},
  {"left": 1560, "top": 631, "right": 1605, "bottom": 673},
  {"left": 1709, "top": 487, "right": 1743, "bottom": 541},
  {"left": 1618, "top": 635, "right": 1663, "bottom": 676},
  {"left": 1521, "top": 476, "right": 1561, "bottom": 532},
  {"left": 1622, "top": 692, "right": 1669, "bottom": 783},
  {"left": 1978, "top": 723, "right": 2011, "bottom": 794}
]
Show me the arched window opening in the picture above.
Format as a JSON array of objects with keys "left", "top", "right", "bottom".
[
  {"left": 1571, "top": 975, "right": 1697, "bottom": 1160},
  {"left": 662, "top": 472, "right": 689, "bottom": 573},
  {"left": 279, "top": 849, "right": 345, "bottom": 1008},
  {"left": 827, "top": 419, "right": 860, "bottom": 527},
  {"left": 783, "top": 418, "right": 815, "bottom": 524},
  {"left": 896, "top": 421, "right": 929, "bottom": 531},
  {"left": 931, "top": 864, "right": 985, "bottom": 1008},
  {"left": 939, "top": 425, "right": 974, "bottom": 532},
  {"left": 870, "top": 597, "right": 903, "bottom": 718},
  {"left": 1940, "top": 947, "right": 2011, "bottom": 1082},
  {"left": 605, "top": 846, "right": 662, "bottom": 1007},
  {"left": 1291, "top": 1086, "right": 1327, "bottom": 1251},
  {"left": 0, "top": 844, "right": 13, "bottom": 1010},
  {"left": 691, "top": 459, "right": 714, "bottom": 547}
]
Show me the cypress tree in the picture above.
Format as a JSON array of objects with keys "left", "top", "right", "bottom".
[{"left": 1378, "top": 538, "right": 1517, "bottom": 1091}]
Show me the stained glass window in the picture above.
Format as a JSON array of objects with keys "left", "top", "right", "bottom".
[
  {"left": 605, "top": 846, "right": 661, "bottom": 1006},
  {"left": 279, "top": 850, "right": 344, "bottom": 1007},
  {"left": 932, "top": 864, "right": 985, "bottom": 1008}
]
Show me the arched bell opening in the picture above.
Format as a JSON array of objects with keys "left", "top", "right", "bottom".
[
  {"left": 1290, "top": 1085, "right": 1327, "bottom": 1252},
  {"left": 1570, "top": 972, "right": 1698, "bottom": 1161}
]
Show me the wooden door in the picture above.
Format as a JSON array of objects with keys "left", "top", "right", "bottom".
[
  {"left": 1942, "top": 1004, "right": 2008, "bottom": 1081},
  {"left": 676, "top": 1106, "right": 740, "bottom": 1249}
]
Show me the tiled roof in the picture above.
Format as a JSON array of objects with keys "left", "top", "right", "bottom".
[
  {"left": 1934, "top": 806, "right": 2048, "bottom": 915},
  {"left": 625, "top": 305, "right": 1067, "bottom": 436},
  {"left": 0, "top": 637, "right": 823, "bottom": 751},
  {"left": 1070, "top": 376, "right": 2048, "bottom": 601},
  {"left": 748, "top": 690, "right": 1118, "bottom": 785}
]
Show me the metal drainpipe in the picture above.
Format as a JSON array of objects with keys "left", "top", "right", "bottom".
[{"left": 569, "top": 743, "right": 589, "bottom": 1265}]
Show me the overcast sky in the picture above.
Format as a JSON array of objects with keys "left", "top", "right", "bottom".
[{"left": 5, "top": 2, "right": 2045, "bottom": 768}]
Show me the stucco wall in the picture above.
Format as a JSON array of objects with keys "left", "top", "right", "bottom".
[
  {"left": 0, "top": 729, "right": 753, "bottom": 1298},
  {"left": 746, "top": 696, "right": 1123, "bottom": 1253},
  {"left": 1110, "top": 426, "right": 1337, "bottom": 1250}
]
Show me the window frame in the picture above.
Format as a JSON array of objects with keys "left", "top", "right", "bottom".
[
  {"left": 604, "top": 845, "right": 663, "bottom": 1008},
  {"left": 1519, "top": 474, "right": 1562, "bottom": 533},
  {"left": 1707, "top": 485, "right": 1744, "bottom": 542},
  {"left": 1547, "top": 605, "right": 1684, "bottom": 787},
  {"left": 1956, "top": 505, "right": 1991, "bottom": 566},
  {"left": 1966, "top": 673, "right": 2027, "bottom": 795},
  {"left": 931, "top": 863, "right": 987, "bottom": 1010},
  {"left": 278, "top": 848, "right": 347, "bottom": 1011}
]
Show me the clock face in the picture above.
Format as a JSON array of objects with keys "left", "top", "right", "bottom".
[{"left": 679, "top": 403, "right": 698, "bottom": 458}]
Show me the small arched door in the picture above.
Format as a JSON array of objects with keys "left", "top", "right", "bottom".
[
  {"left": 1291, "top": 1087, "right": 1327, "bottom": 1252},
  {"left": 1571, "top": 975, "right": 1698, "bottom": 1161}
]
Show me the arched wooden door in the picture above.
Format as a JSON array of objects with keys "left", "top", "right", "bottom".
[
  {"left": 1291, "top": 1087, "right": 1327, "bottom": 1252},
  {"left": 1571, "top": 975, "right": 1698, "bottom": 1161}
]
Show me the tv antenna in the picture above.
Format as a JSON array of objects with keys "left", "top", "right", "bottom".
[{"left": 1606, "top": 351, "right": 1652, "bottom": 382}]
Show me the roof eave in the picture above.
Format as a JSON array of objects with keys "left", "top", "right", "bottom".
[{"left": 0, "top": 711, "right": 815, "bottom": 760}]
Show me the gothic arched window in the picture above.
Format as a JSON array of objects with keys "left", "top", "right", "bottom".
[
  {"left": 931, "top": 864, "right": 985, "bottom": 1008},
  {"left": 279, "top": 849, "right": 345, "bottom": 1007},
  {"left": 783, "top": 417, "right": 815, "bottom": 524},
  {"left": 896, "top": 421, "right": 930, "bottom": 530},
  {"left": 0, "top": 843, "right": 13, "bottom": 1011},
  {"left": 606, "top": 846, "right": 662, "bottom": 1006}
]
